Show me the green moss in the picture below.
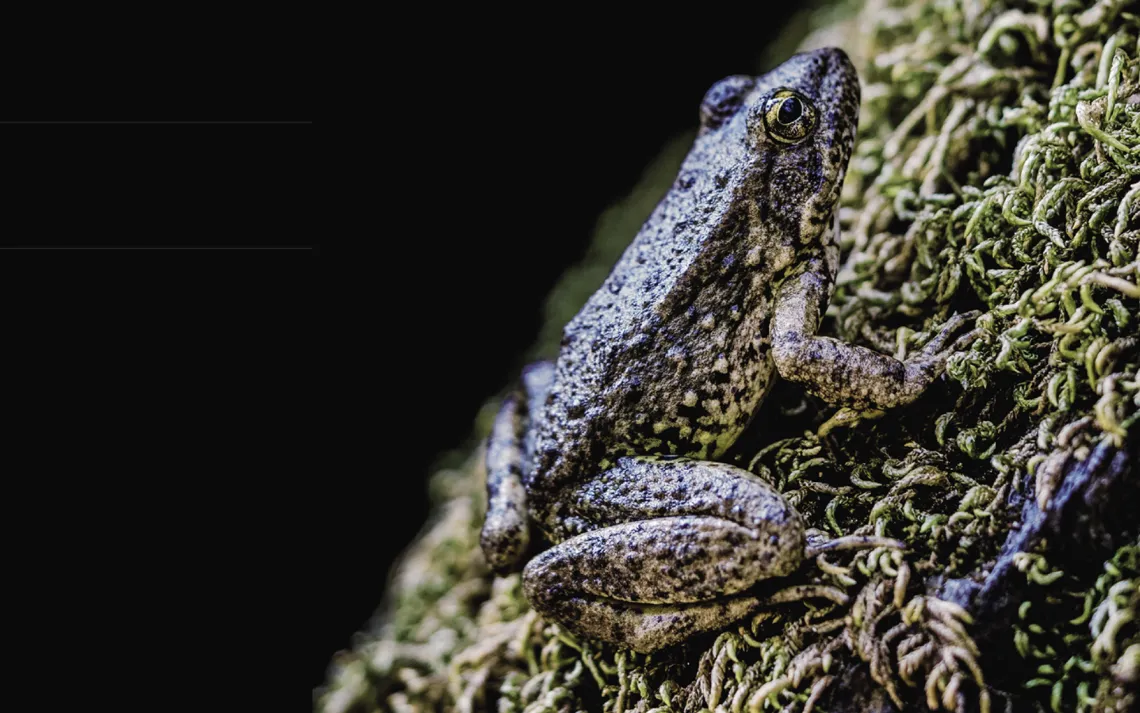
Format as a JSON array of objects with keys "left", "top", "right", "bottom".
[
  {"left": 1012, "top": 540, "right": 1138, "bottom": 713},
  {"left": 318, "top": 1, "right": 1140, "bottom": 711}
]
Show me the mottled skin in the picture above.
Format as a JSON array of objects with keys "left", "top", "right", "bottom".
[{"left": 481, "top": 48, "right": 979, "bottom": 653}]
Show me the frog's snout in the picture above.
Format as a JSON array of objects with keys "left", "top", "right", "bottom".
[
  {"left": 778, "top": 46, "right": 861, "bottom": 222},
  {"left": 795, "top": 46, "right": 860, "bottom": 115},
  {"left": 798, "top": 47, "right": 857, "bottom": 80}
]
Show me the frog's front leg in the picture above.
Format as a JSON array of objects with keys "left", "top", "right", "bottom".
[
  {"left": 771, "top": 250, "right": 981, "bottom": 410},
  {"left": 522, "top": 457, "right": 811, "bottom": 653}
]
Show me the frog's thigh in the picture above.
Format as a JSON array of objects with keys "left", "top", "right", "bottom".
[
  {"left": 480, "top": 361, "right": 554, "bottom": 572},
  {"left": 523, "top": 458, "right": 804, "bottom": 651},
  {"left": 770, "top": 254, "right": 977, "bottom": 409}
]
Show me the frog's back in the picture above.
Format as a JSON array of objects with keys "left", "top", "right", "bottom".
[
  {"left": 554, "top": 137, "right": 780, "bottom": 456},
  {"left": 530, "top": 104, "right": 781, "bottom": 493}
]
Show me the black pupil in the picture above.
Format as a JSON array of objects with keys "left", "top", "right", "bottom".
[{"left": 778, "top": 97, "right": 802, "bottom": 124}]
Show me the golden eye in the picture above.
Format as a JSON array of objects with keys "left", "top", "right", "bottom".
[{"left": 763, "top": 89, "right": 817, "bottom": 144}]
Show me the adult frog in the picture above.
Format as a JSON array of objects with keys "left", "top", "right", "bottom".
[{"left": 480, "top": 47, "right": 978, "bottom": 653}]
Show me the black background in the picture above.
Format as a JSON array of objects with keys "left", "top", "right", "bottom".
[
  {"left": 0, "top": 7, "right": 818, "bottom": 702},
  {"left": 317, "top": 7, "right": 806, "bottom": 693},
  {"left": 0, "top": 10, "right": 315, "bottom": 708},
  {"left": 0, "top": 8, "right": 311, "bottom": 248}
]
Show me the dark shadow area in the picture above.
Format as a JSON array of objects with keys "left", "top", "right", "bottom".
[{"left": 2, "top": 125, "right": 311, "bottom": 248}]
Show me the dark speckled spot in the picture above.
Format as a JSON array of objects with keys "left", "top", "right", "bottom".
[{"left": 677, "top": 403, "right": 704, "bottom": 421}]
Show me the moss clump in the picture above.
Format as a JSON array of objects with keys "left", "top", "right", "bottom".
[
  {"left": 1011, "top": 540, "right": 1139, "bottom": 713},
  {"left": 318, "top": 1, "right": 1139, "bottom": 711}
]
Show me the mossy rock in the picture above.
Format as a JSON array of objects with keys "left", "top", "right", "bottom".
[{"left": 318, "top": 1, "right": 1140, "bottom": 711}]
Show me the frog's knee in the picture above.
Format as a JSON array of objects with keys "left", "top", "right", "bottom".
[
  {"left": 771, "top": 333, "right": 803, "bottom": 376},
  {"left": 480, "top": 500, "right": 529, "bottom": 572},
  {"left": 520, "top": 549, "right": 570, "bottom": 619},
  {"left": 521, "top": 360, "right": 555, "bottom": 397},
  {"left": 772, "top": 331, "right": 822, "bottom": 382}
]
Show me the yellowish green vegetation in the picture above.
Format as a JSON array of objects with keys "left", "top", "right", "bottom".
[{"left": 320, "top": 1, "right": 1139, "bottom": 710}]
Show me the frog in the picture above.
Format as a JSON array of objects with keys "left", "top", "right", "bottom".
[{"left": 479, "top": 47, "right": 980, "bottom": 654}]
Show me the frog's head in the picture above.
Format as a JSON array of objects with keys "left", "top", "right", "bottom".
[{"left": 701, "top": 47, "right": 860, "bottom": 249}]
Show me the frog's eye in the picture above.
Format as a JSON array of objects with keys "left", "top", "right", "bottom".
[{"left": 762, "top": 89, "right": 818, "bottom": 145}]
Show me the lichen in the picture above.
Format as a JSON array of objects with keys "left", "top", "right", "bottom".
[{"left": 318, "top": 1, "right": 1140, "bottom": 711}]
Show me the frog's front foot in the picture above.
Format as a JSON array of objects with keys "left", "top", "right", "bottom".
[
  {"left": 521, "top": 457, "right": 810, "bottom": 653},
  {"left": 896, "top": 310, "right": 984, "bottom": 399}
]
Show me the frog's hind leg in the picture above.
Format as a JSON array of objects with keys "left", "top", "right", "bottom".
[
  {"left": 521, "top": 457, "right": 810, "bottom": 652},
  {"left": 480, "top": 361, "right": 554, "bottom": 573}
]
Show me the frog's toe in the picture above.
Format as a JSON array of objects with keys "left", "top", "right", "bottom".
[{"left": 917, "top": 311, "right": 982, "bottom": 358}]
